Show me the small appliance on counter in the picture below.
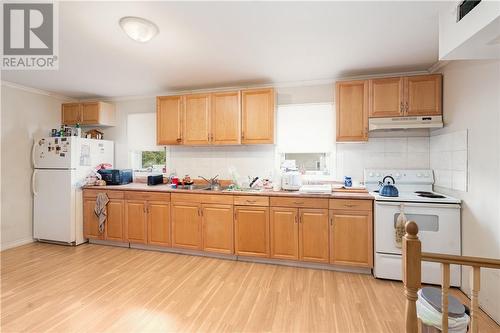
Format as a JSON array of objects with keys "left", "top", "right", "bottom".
[
  {"left": 98, "top": 169, "right": 133, "bottom": 185},
  {"left": 281, "top": 160, "right": 302, "bottom": 191},
  {"left": 147, "top": 174, "right": 164, "bottom": 186}
]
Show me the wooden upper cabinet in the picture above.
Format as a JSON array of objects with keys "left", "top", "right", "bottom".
[
  {"left": 61, "top": 103, "right": 81, "bottom": 125},
  {"left": 125, "top": 200, "right": 147, "bottom": 244},
  {"left": 369, "top": 77, "right": 404, "bottom": 118},
  {"left": 299, "top": 208, "right": 329, "bottom": 263},
  {"left": 270, "top": 207, "right": 299, "bottom": 260},
  {"left": 61, "top": 102, "right": 115, "bottom": 126},
  {"left": 234, "top": 206, "right": 270, "bottom": 257},
  {"left": 171, "top": 202, "right": 202, "bottom": 250},
  {"left": 211, "top": 91, "right": 241, "bottom": 145},
  {"left": 157, "top": 95, "right": 183, "bottom": 145},
  {"left": 335, "top": 80, "right": 368, "bottom": 142},
  {"left": 147, "top": 201, "right": 171, "bottom": 247},
  {"left": 183, "top": 94, "right": 211, "bottom": 145},
  {"left": 241, "top": 88, "right": 275, "bottom": 144},
  {"left": 201, "top": 204, "right": 234, "bottom": 254},
  {"left": 330, "top": 208, "right": 373, "bottom": 268},
  {"left": 105, "top": 200, "right": 125, "bottom": 242},
  {"left": 405, "top": 74, "right": 442, "bottom": 116}
]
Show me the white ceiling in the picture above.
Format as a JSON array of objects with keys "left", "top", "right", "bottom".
[{"left": 2, "top": 1, "right": 448, "bottom": 99}]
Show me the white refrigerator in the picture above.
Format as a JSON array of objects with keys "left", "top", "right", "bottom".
[{"left": 32, "top": 137, "right": 114, "bottom": 245}]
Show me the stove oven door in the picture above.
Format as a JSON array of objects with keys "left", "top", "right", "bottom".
[{"left": 374, "top": 201, "right": 462, "bottom": 286}]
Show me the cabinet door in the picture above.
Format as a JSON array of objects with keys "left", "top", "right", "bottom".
[
  {"left": 234, "top": 206, "right": 270, "bottom": 257},
  {"left": 330, "top": 210, "right": 373, "bottom": 267},
  {"left": 270, "top": 207, "right": 298, "bottom": 260},
  {"left": 81, "top": 102, "right": 100, "bottom": 125},
  {"left": 299, "top": 208, "right": 329, "bottom": 263},
  {"left": 183, "top": 94, "right": 211, "bottom": 145},
  {"left": 171, "top": 202, "right": 202, "bottom": 250},
  {"left": 201, "top": 204, "right": 234, "bottom": 254},
  {"left": 83, "top": 198, "right": 104, "bottom": 240},
  {"left": 405, "top": 74, "right": 442, "bottom": 116},
  {"left": 335, "top": 80, "right": 368, "bottom": 142},
  {"left": 61, "top": 103, "right": 81, "bottom": 125},
  {"left": 211, "top": 91, "right": 241, "bottom": 145},
  {"left": 105, "top": 199, "right": 124, "bottom": 242},
  {"left": 125, "top": 200, "right": 147, "bottom": 244},
  {"left": 157, "top": 96, "right": 183, "bottom": 145},
  {"left": 241, "top": 88, "right": 275, "bottom": 144},
  {"left": 147, "top": 201, "right": 171, "bottom": 247},
  {"left": 369, "top": 77, "right": 404, "bottom": 118}
]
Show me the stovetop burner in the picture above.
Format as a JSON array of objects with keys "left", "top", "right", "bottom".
[{"left": 415, "top": 191, "right": 446, "bottom": 199}]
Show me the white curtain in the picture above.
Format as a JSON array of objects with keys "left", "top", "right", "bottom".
[{"left": 277, "top": 103, "right": 334, "bottom": 153}]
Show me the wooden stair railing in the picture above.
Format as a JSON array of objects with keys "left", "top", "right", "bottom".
[{"left": 402, "top": 221, "right": 500, "bottom": 333}]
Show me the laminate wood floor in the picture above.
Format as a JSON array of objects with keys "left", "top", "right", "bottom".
[{"left": 1, "top": 243, "right": 499, "bottom": 333}]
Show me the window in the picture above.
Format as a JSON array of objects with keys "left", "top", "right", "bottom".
[
  {"left": 127, "top": 113, "right": 165, "bottom": 172},
  {"left": 276, "top": 103, "right": 335, "bottom": 175}
]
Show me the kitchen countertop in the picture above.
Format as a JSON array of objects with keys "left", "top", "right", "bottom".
[{"left": 84, "top": 183, "right": 374, "bottom": 200}]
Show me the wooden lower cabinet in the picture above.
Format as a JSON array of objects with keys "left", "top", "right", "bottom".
[
  {"left": 83, "top": 198, "right": 104, "bottom": 240},
  {"left": 202, "top": 204, "right": 234, "bottom": 254},
  {"left": 330, "top": 209, "right": 373, "bottom": 268},
  {"left": 234, "top": 206, "right": 270, "bottom": 257},
  {"left": 270, "top": 207, "right": 299, "bottom": 260},
  {"left": 299, "top": 209, "right": 330, "bottom": 263},
  {"left": 172, "top": 202, "right": 202, "bottom": 250},
  {"left": 147, "top": 201, "right": 171, "bottom": 247},
  {"left": 125, "top": 200, "right": 147, "bottom": 244},
  {"left": 105, "top": 200, "right": 125, "bottom": 241}
]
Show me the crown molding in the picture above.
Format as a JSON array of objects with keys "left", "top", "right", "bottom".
[
  {"left": 1, "top": 81, "right": 74, "bottom": 101},
  {"left": 3, "top": 68, "right": 434, "bottom": 103},
  {"left": 427, "top": 60, "right": 450, "bottom": 73}
]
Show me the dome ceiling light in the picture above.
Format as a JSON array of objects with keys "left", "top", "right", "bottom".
[{"left": 119, "top": 16, "right": 159, "bottom": 43}]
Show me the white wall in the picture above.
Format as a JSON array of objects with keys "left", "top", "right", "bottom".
[
  {"left": 0, "top": 84, "right": 62, "bottom": 250},
  {"left": 433, "top": 60, "right": 500, "bottom": 322}
]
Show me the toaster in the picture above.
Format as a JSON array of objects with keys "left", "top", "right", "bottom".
[
  {"left": 98, "top": 169, "right": 133, "bottom": 185},
  {"left": 147, "top": 174, "right": 164, "bottom": 186}
]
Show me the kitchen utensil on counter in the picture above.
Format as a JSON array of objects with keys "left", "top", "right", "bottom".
[
  {"left": 281, "top": 168, "right": 302, "bottom": 191},
  {"left": 379, "top": 175, "right": 399, "bottom": 197},
  {"left": 344, "top": 176, "right": 352, "bottom": 187}
]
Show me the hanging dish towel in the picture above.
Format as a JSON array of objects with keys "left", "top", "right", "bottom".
[
  {"left": 395, "top": 204, "right": 407, "bottom": 248},
  {"left": 94, "top": 193, "right": 110, "bottom": 233}
]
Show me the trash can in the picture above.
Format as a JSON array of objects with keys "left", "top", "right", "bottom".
[{"left": 416, "top": 287, "right": 470, "bottom": 333}]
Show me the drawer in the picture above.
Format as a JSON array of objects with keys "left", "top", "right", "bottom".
[
  {"left": 125, "top": 191, "right": 170, "bottom": 202},
  {"left": 233, "top": 195, "right": 269, "bottom": 206},
  {"left": 329, "top": 199, "right": 372, "bottom": 211},
  {"left": 270, "top": 197, "right": 328, "bottom": 209},
  {"left": 83, "top": 189, "right": 124, "bottom": 199},
  {"left": 171, "top": 193, "right": 233, "bottom": 205}
]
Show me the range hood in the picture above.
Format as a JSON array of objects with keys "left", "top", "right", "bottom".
[{"left": 369, "top": 116, "right": 443, "bottom": 131}]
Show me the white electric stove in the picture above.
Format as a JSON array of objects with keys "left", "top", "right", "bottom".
[{"left": 365, "top": 169, "right": 462, "bottom": 286}]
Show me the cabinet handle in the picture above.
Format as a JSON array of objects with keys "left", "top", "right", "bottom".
[
  {"left": 246, "top": 199, "right": 256, "bottom": 203},
  {"left": 241, "top": 131, "right": 245, "bottom": 140},
  {"left": 293, "top": 201, "right": 304, "bottom": 205},
  {"left": 208, "top": 134, "right": 210, "bottom": 142},
  {"left": 176, "top": 138, "right": 181, "bottom": 143},
  {"left": 330, "top": 216, "right": 333, "bottom": 226},
  {"left": 295, "top": 215, "right": 298, "bottom": 224},
  {"left": 234, "top": 210, "right": 237, "bottom": 220},
  {"left": 400, "top": 102, "right": 404, "bottom": 114},
  {"left": 200, "top": 207, "right": 204, "bottom": 217},
  {"left": 405, "top": 102, "right": 409, "bottom": 114},
  {"left": 344, "top": 204, "right": 355, "bottom": 208}
]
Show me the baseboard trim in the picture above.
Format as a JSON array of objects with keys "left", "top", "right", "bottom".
[
  {"left": 92, "top": 240, "right": 371, "bottom": 274},
  {"left": 1, "top": 237, "right": 34, "bottom": 251}
]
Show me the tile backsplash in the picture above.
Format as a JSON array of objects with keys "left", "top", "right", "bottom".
[
  {"left": 336, "top": 137, "right": 431, "bottom": 181},
  {"left": 167, "top": 145, "right": 276, "bottom": 180},
  {"left": 430, "top": 130, "right": 468, "bottom": 191}
]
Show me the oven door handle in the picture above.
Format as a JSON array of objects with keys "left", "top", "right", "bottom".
[{"left": 375, "top": 201, "right": 460, "bottom": 209}]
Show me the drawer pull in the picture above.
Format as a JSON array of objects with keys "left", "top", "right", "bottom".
[
  {"left": 344, "top": 204, "right": 356, "bottom": 208},
  {"left": 293, "top": 201, "right": 304, "bottom": 205},
  {"left": 246, "top": 199, "right": 256, "bottom": 203}
]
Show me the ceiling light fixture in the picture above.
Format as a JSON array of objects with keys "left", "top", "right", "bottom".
[{"left": 119, "top": 16, "right": 159, "bottom": 43}]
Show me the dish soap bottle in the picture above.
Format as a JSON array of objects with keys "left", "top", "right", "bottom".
[{"left": 395, "top": 204, "right": 407, "bottom": 248}]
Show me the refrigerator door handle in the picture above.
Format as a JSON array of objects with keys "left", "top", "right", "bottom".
[
  {"left": 32, "top": 170, "right": 38, "bottom": 196},
  {"left": 32, "top": 140, "right": 37, "bottom": 168}
]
